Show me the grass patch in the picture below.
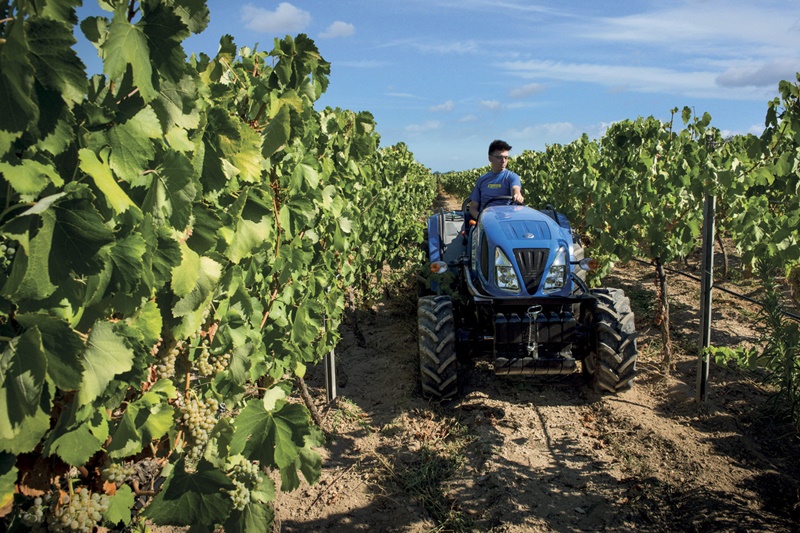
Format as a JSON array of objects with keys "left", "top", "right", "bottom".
[
  {"left": 376, "top": 410, "right": 475, "bottom": 532},
  {"left": 328, "top": 396, "right": 373, "bottom": 435}
]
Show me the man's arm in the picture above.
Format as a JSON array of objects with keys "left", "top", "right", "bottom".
[
  {"left": 469, "top": 201, "right": 479, "bottom": 221},
  {"left": 511, "top": 185, "right": 524, "bottom": 204}
]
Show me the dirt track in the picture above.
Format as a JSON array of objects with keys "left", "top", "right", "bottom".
[{"left": 272, "top": 251, "right": 800, "bottom": 532}]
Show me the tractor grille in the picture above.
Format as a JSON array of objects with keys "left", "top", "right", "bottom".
[{"left": 514, "top": 248, "right": 548, "bottom": 294}]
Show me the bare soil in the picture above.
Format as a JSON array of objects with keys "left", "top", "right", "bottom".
[{"left": 272, "top": 195, "right": 800, "bottom": 532}]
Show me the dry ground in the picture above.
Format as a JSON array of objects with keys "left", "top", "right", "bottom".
[{"left": 273, "top": 198, "right": 800, "bottom": 532}]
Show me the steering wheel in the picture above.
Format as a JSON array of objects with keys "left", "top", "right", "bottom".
[{"left": 483, "top": 195, "right": 517, "bottom": 208}]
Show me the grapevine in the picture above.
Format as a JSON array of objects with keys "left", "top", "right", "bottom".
[{"left": 1, "top": 0, "right": 436, "bottom": 530}]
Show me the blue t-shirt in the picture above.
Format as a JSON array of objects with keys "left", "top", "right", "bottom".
[{"left": 469, "top": 169, "right": 522, "bottom": 211}]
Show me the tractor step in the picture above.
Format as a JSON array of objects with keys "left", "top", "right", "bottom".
[{"left": 494, "top": 356, "right": 577, "bottom": 376}]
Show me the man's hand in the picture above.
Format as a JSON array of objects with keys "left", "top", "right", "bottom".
[{"left": 512, "top": 186, "right": 524, "bottom": 205}]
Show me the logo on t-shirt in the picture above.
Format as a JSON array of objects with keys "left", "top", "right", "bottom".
[{"left": 487, "top": 184, "right": 501, "bottom": 189}]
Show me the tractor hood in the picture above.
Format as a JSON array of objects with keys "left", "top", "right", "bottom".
[{"left": 470, "top": 205, "right": 576, "bottom": 298}]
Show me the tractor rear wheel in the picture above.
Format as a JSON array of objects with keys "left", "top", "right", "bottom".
[
  {"left": 418, "top": 295, "right": 458, "bottom": 400},
  {"left": 583, "top": 288, "right": 638, "bottom": 393}
]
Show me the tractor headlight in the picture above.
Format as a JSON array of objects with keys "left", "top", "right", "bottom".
[
  {"left": 494, "top": 247, "right": 520, "bottom": 292},
  {"left": 543, "top": 246, "right": 568, "bottom": 294}
]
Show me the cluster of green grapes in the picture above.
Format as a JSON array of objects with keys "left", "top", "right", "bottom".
[
  {"left": 195, "top": 338, "right": 231, "bottom": 377},
  {"left": 226, "top": 458, "right": 264, "bottom": 511},
  {"left": 180, "top": 395, "right": 219, "bottom": 461},
  {"left": 0, "top": 239, "right": 16, "bottom": 270},
  {"left": 155, "top": 341, "right": 180, "bottom": 380},
  {"left": 100, "top": 462, "right": 135, "bottom": 486},
  {"left": 21, "top": 489, "right": 109, "bottom": 532}
]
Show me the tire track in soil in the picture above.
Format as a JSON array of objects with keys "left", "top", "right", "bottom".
[{"left": 275, "top": 264, "right": 799, "bottom": 532}]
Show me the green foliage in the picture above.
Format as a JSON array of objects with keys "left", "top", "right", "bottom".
[
  {"left": 710, "top": 256, "right": 800, "bottom": 427},
  {"left": 0, "top": 1, "right": 435, "bottom": 529}
]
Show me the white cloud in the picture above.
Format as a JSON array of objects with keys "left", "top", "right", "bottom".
[
  {"left": 505, "top": 122, "right": 586, "bottom": 150},
  {"left": 320, "top": 21, "right": 355, "bottom": 38},
  {"left": 460, "top": 115, "right": 478, "bottom": 122},
  {"left": 509, "top": 82, "right": 546, "bottom": 98},
  {"left": 338, "top": 60, "right": 388, "bottom": 68},
  {"left": 430, "top": 100, "right": 455, "bottom": 112},
  {"left": 406, "top": 120, "right": 443, "bottom": 132},
  {"left": 480, "top": 100, "right": 501, "bottom": 110},
  {"left": 241, "top": 3, "right": 311, "bottom": 33},
  {"left": 383, "top": 38, "right": 482, "bottom": 55},
  {"left": 716, "top": 58, "right": 800, "bottom": 87},
  {"left": 500, "top": 59, "right": 779, "bottom": 99}
]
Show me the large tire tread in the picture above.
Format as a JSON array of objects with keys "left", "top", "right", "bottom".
[
  {"left": 585, "top": 288, "right": 638, "bottom": 393},
  {"left": 418, "top": 296, "right": 458, "bottom": 400}
]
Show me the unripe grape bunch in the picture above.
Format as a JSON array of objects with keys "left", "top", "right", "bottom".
[{"left": 21, "top": 488, "right": 109, "bottom": 532}]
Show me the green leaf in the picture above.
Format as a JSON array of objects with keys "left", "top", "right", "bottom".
[
  {"left": 171, "top": 242, "right": 201, "bottom": 297},
  {"left": 144, "top": 459, "right": 233, "bottom": 525},
  {"left": 0, "top": 159, "right": 63, "bottom": 197},
  {"left": 141, "top": 1, "right": 189, "bottom": 84},
  {"left": 78, "top": 321, "right": 135, "bottom": 404},
  {"left": 0, "top": 452, "right": 18, "bottom": 514},
  {"left": 0, "top": 328, "right": 47, "bottom": 425},
  {"left": 262, "top": 105, "right": 290, "bottom": 158},
  {"left": 107, "top": 392, "right": 175, "bottom": 458},
  {"left": 105, "top": 484, "right": 135, "bottom": 527},
  {"left": 27, "top": 17, "right": 87, "bottom": 106},
  {"left": 0, "top": 19, "right": 38, "bottom": 132},
  {"left": 126, "top": 300, "right": 163, "bottom": 349},
  {"left": 223, "top": 501, "right": 274, "bottom": 533},
  {"left": 78, "top": 148, "right": 136, "bottom": 214},
  {"left": 230, "top": 397, "right": 318, "bottom": 485},
  {"left": 107, "top": 232, "right": 148, "bottom": 294},
  {"left": 142, "top": 149, "right": 196, "bottom": 228},
  {"left": 224, "top": 193, "right": 273, "bottom": 263},
  {"left": 1, "top": 208, "right": 59, "bottom": 301},
  {"left": 15, "top": 313, "right": 84, "bottom": 391},
  {"left": 102, "top": 6, "right": 158, "bottom": 102},
  {"left": 229, "top": 122, "right": 264, "bottom": 183},
  {"left": 172, "top": 256, "right": 222, "bottom": 339},
  {"left": 291, "top": 157, "right": 320, "bottom": 190},
  {"left": 151, "top": 74, "right": 201, "bottom": 132},
  {"left": 44, "top": 408, "right": 105, "bottom": 466},
  {"left": 107, "top": 106, "right": 162, "bottom": 184}
]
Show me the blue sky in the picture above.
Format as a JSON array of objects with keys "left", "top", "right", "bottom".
[{"left": 74, "top": 1, "right": 800, "bottom": 172}]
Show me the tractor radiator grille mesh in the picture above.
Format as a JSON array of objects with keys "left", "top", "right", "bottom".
[{"left": 513, "top": 248, "right": 549, "bottom": 294}]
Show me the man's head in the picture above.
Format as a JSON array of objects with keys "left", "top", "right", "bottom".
[{"left": 488, "top": 139, "right": 512, "bottom": 173}]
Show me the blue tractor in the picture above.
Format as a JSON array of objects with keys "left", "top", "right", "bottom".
[{"left": 419, "top": 197, "right": 638, "bottom": 399}]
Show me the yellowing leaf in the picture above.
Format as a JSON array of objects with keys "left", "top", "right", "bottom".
[{"left": 79, "top": 148, "right": 135, "bottom": 214}]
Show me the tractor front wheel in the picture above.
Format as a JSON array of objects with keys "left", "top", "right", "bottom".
[
  {"left": 583, "top": 288, "right": 638, "bottom": 393},
  {"left": 418, "top": 295, "right": 458, "bottom": 400}
]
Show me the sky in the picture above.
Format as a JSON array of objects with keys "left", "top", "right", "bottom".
[{"left": 73, "top": 1, "right": 800, "bottom": 172}]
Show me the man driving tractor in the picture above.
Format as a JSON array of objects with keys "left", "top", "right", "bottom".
[{"left": 468, "top": 139, "right": 525, "bottom": 221}]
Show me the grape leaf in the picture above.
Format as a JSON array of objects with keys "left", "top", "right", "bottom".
[
  {"left": 102, "top": 6, "right": 157, "bottom": 102},
  {"left": 223, "top": 500, "right": 274, "bottom": 533},
  {"left": 0, "top": 19, "right": 38, "bottom": 132},
  {"left": 43, "top": 407, "right": 105, "bottom": 466},
  {"left": 105, "top": 484, "right": 135, "bottom": 527},
  {"left": 0, "top": 328, "right": 47, "bottom": 429},
  {"left": 27, "top": 17, "right": 87, "bottom": 106},
  {"left": 15, "top": 313, "right": 84, "bottom": 391},
  {"left": 229, "top": 398, "right": 317, "bottom": 476},
  {"left": 0, "top": 159, "right": 63, "bottom": 196},
  {"left": 106, "top": 106, "right": 162, "bottom": 184},
  {"left": 0, "top": 452, "right": 17, "bottom": 515},
  {"left": 107, "top": 393, "right": 175, "bottom": 458},
  {"left": 78, "top": 321, "right": 135, "bottom": 404},
  {"left": 78, "top": 148, "right": 136, "bottom": 214},
  {"left": 144, "top": 459, "right": 233, "bottom": 525}
]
